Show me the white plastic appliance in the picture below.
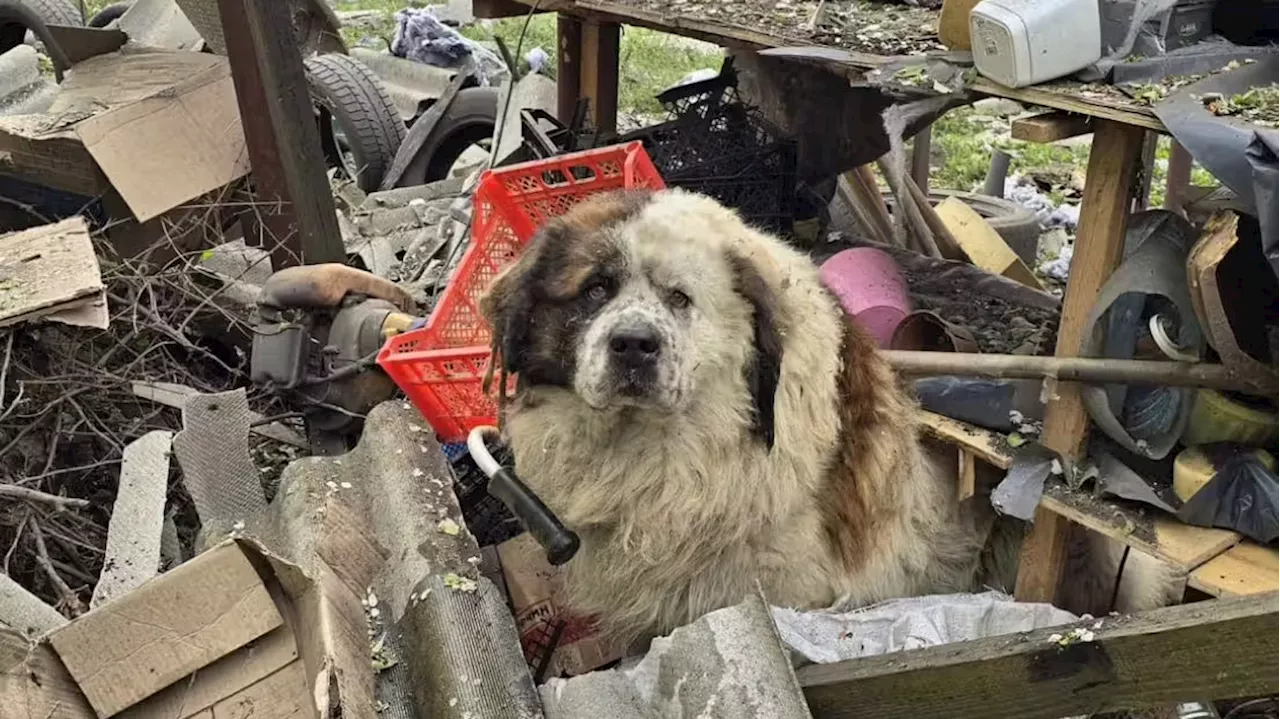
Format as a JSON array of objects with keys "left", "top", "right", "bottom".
[{"left": 969, "top": 0, "right": 1103, "bottom": 88}]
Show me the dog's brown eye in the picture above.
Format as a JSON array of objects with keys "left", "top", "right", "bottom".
[
  {"left": 587, "top": 284, "right": 608, "bottom": 302},
  {"left": 669, "top": 290, "right": 691, "bottom": 309}
]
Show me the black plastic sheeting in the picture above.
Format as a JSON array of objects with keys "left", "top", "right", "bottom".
[
  {"left": 1095, "top": 447, "right": 1279, "bottom": 544},
  {"left": 1153, "top": 54, "right": 1280, "bottom": 277},
  {"left": 1177, "top": 444, "right": 1279, "bottom": 544}
]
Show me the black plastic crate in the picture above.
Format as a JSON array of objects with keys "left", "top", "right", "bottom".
[
  {"left": 613, "top": 60, "right": 799, "bottom": 234},
  {"left": 447, "top": 444, "right": 524, "bottom": 548}
]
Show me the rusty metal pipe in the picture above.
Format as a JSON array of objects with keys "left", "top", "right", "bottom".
[{"left": 884, "top": 350, "right": 1278, "bottom": 398}]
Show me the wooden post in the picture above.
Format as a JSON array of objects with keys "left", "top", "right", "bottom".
[
  {"left": 910, "top": 126, "right": 931, "bottom": 194},
  {"left": 215, "top": 0, "right": 345, "bottom": 269},
  {"left": 556, "top": 13, "right": 582, "bottom": 124},
  {"left": 1136, "top": 131, "right": 1158, "bottom": 210},
  {"left": 1164, "top": 140, "right": 1193, "bottom": 216},
  {"left": 1014, "top": 119, "right": 1146, "bottom": 605},
  {"left": 579, "top": 19, "right": 620, "bottom": 136}
]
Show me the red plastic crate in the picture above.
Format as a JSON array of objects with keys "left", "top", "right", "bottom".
[{"left": 378, "top": 142, "right": 666, "bottom": 441}]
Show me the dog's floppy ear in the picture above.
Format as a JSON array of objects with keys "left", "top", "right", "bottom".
[
  {"left": 480, "top": 232, "right": 548, "bottom": 374},
  {"left": 726, "top": 249, "right": 783, "bottom": 450}
]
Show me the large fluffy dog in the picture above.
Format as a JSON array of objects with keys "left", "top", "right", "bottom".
[{"left": 480, "top": 188, "right": 1172, "bottom": 643}]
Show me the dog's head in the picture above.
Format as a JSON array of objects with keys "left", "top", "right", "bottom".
[{"left": 480, "top": 189, "right": 783, "bottom": 447}]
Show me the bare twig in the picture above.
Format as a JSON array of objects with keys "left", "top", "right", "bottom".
[
  {"left": 0, "top": 330, "right": 12, "bottom": 409},
  {"left": 5, "top": 513, "right": 27, "bottom": 574},
  {"left": 13, "top": 459, "right": 124, "bottom": 485},
  {"left": 0, "top": 484, "right": 90, "bottom": 511},
  {"left": 30, "top": 519, "right": 84, "bottom": 617}
]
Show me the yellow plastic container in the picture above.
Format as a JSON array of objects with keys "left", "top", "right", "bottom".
[
  {"left": 1180, "top": 389, "right": 1279, "bottom": 449},
  {"left": 1174, "top": 445, "right": 1276, "bottom": 502}
]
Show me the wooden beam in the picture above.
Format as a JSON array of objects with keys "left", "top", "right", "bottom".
[
  {"left": 799, "top": 592, "right": 1279, "bottom": 719},
  {"left": 1136, "top": 130, "right": 1158, "bottom": 210},
  {"left": 1015, "top": 120, "right": 1146, "bottom": 605},
  {"left": 216, "top": 0, "right": 345, "bottom": 268},
  {"left": 473, "top": 0, "right": 541, "bottom": 18},
  {"left": 1010, "top": 112, "right": 1094, "bottom": 144},
  {"left": 1164, "top": 140, "right": 1193, "bottom": 216},
  {"left": 918, "top": 411, "right": 1012, "bottom": 470},
  {"left": 910, "top": 126, "right": 931, "bottom": 193},
  {"left": 504, "top": 0, "right": 1169, "bottom": 132},
  {"left": 556, "top": 13, "right": 583, "bottom": 124},
  {"left": 579, "top": 19, "right": 620, "bottom": 136}
]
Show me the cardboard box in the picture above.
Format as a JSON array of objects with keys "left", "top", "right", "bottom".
[
  {"left": 29, "top": 536, "right": 376, "bottom": 719},
  {"left": 498, "top": 534, "right": 626, "bottom": 677},
  {"left": 0, "top": 49, "right": 249, "bottom": 223},
  {"left": 1, "top": 628, "right": 95, "bottom": 719}
]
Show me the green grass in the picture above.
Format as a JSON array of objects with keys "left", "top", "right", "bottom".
[
  {"left": 459, "top": 15, "right": 724, "bottom": 115},
  {"left": 930, "top": 106, "right": 1090, "bottom": 193}
]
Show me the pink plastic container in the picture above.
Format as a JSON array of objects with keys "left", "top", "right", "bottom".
[{"left": 819, "top": 248, "right": 911, "bottom": 348}]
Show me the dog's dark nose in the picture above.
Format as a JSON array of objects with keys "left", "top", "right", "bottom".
[{"left": 609, "top": 327, "right": 661, "bottom": 366}]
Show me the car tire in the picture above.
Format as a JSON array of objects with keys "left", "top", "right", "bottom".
[
  {"left": 396, "top": 86, "right": 499, "bottom": 187},
  {"left": 19, "top": 0, "right": 80, "bottom": 25},
  {"left": 304, "top": 53, "right": 407, "bottom": 193}
]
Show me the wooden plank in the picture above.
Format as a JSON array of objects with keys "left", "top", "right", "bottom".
[
  {"left": 917, "top": 411, "right": 1012, "bottom": 470},
  {"left": 474, "top": 0, "right": 540, "bottom": 17},
  {"left": 215, "top": 0, "right": 345, "bottom": 268},
  {"left": 1039, "top": 492, "right": 1240, "bottom": 573},
  {"left": 957, "top": 448, "right": 976, "bottom": 501},
  {"left": 579, "top": 19, "right": 620, "bottom": 135},
  {"left": 1163, "top": 139, "right": 1193, "bottom": 215},
  {"left": 799, "top": 592, "right": 1279, "bottom": 719},
  {"left": 557, "top": 13, "right": 583, "bottom": 124},
  {"left": 971, "top": 78, "right": 1166, "bottom": 133},
  {"left": 1010, "top": 112, "right": 1095, "bottom": 143},
  {"left": 910, "top": 126, "right": 931, "bottom": 193},
  {"left": 1189, "top": 543, "right": 1280, "bottom": 598},
  {"left": 506, "top": 0, "right": 1168, "bottom": 133},
  {"left": 1015, "top": 120, "right": 1145, "bottom": 605},
  {"left": 935, "top": 195, "right": 1042, "bottom": 289},
  {"left": 0, "top": 217, "right": 104, "bottom": 329}
]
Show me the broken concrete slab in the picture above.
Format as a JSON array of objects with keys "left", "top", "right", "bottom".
[
  {"left": 0, "top": 218, "right": 107, "bottom": 330},
  {"left": 91, "top": 430, "right": 174, "bottom": 610},
  {"left": 541, "top": 594, "right": 812, "bottom": 719},
  {"left": 172, "top": 388, "right": 268, "bottom": 526},
  {"left": 0, "top": 573, "right": 67, "bottom": 638}
]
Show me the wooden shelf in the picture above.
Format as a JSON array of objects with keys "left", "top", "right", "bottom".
[{"left": 1190, "top": 542, "right": 1280, "bottom": 598}]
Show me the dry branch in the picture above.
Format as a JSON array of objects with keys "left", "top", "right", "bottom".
[{"left": 0, "top": 484, "right": 91, "bottom": 511}]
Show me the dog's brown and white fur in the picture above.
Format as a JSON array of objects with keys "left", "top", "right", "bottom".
[{"left": 481, "top": 188, "right": 1174, "bottom": 643}]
